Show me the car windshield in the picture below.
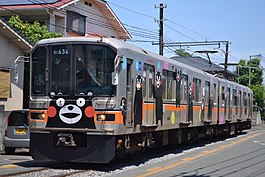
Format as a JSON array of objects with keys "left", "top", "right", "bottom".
[{"left": 8, "top": 111, "right": 29, "bottom": 126}]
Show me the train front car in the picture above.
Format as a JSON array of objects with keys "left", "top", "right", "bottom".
[{"left": 29, "top": 37, "right": 120, "bottom": 163}]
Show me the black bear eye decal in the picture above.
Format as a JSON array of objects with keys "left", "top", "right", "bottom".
[
  {"left": 56, "top": 98, "right": 65, "bottom": 107},
  {"left": 76, "top": 98, "right": 85, "bottom": 107}
]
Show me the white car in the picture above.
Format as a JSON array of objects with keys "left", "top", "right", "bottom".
[{"left": 3, "top": 110, "right": 30, "bottom": 154}]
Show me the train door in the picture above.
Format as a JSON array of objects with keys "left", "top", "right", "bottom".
[
  {"left": 181, "top": 74, "right": 189, "bottom": 122},
  {"left": 125, "top": 59, "right": 133, "bottom": 126},
  {"left": 220, "top": 85, "right": 225, "bottom": 124},
  {"left": 143, "top": 64, "right": 155, "bottom": 125},
  {"left": 232, "top": 89, "right": 238, "bottom": 121},
  {"left": 205, "top": 81, "right": 210, "bottom": 121},
  {"left": 211, "top": 83, "right": 217, "bottom": 123},
  {"left": 243, "top": 92, "right": 247, "bottom": 119},
  {"left": 227, "top": 87, "right": 231, "bottom": 121},
  {"left": 224, "top": 86, "right": 228, "bottom": 121},
  {"left": 239, "top": 91, "right": 242, "bottom": 119}
]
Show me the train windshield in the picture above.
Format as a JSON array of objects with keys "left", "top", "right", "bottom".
[
  {"left": 75, "top": 44, "right": 116, "bottom": 96},
  {"left": 51, "top": 45, "right": 71, "bottom": 95},
  {"left": 31, "top": 43, "right": 116, "bottom": 97}
]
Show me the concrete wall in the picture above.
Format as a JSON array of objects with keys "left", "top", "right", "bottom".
[
  {"left": 0, "top": 111, "right": 10, "bottom": 152},
  {"left": 252, "top": 111, "right": 262, "bottom": 126}
]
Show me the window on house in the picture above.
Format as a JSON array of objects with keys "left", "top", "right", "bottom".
[{"left": 67, "top": 11, "right": 86, "bottom": 35}]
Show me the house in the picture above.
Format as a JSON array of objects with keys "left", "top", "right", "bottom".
[
  {"left": 0, "top": 0, "right": 131, "bottom": 39},
  {"left": 0, "top": 0, "right": 131, "bottom": 111},
  {"left": 0, "top": 18, "right": 32, "bottom": 111}
]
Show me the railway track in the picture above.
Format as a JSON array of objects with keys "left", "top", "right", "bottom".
[{"left": 1, "top": 126, "right": 264, "bottom": 177}]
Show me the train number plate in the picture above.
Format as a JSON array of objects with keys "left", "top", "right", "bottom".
[{"left": 15, "top": 128, "right": 26, "bottom": 135}]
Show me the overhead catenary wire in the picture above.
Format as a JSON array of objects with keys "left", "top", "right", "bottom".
[{"left": 0, "top": 0, "right": 249, "bottom": 67}]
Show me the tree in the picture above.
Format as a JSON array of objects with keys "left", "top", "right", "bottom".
[
  {"left": 175, "top": 49, "right": 192, "bottom": 57},
  {"left": 8, "top": 15, "right": 63, "bottom": 44},
  {"left": 237, "top": 57, "right": 265, "bottom": 108}
]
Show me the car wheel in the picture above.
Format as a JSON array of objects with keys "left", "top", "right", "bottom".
[{"left": 5, "top": 147, "right": 16, "bottom": 155}]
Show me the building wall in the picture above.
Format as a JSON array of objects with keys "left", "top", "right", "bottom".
[{"left": 0, "top": 32, "right": 25, "bottom": 111}]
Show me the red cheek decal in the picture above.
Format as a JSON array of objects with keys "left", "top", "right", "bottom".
[
  {"left": 47, "top": 106, "right": 57, "bottom": 118},
  {"left": 85, "top": 106, "right": 95, "bottom": 118}
]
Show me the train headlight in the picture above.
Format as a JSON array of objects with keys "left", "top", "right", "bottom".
[
  {"left": 41, "top": 113, "right": 46, "bottom": 119},
  {"left": 96, "top": 114, "right": 115, "bottom": 121},
  {"left": 97, "top": 114, "right": 106, "bottom": 121},
  {"left": 30, "top": 112, "right": 46, "bottom": 120}
]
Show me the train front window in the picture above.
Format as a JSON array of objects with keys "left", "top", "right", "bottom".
[
  {"left": 32, "top": 47, "right": 46, "bottom": 95},
  {"left": 50, "top": 45, "right": 71, "bottom": 95},
  {"left": 75, "top": 44, "right": 116, "bottom": 96}
]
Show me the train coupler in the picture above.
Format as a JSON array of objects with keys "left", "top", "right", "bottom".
[{"left": 56, "top": 133, "right": 77, "bottom": 147}]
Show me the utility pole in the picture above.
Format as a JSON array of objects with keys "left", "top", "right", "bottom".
[
  {"left": 224, "top": 42, "right": 229, "bottom": 79},
  {"left": 155, "top": 3, "right": 166, "bottom": 56}
]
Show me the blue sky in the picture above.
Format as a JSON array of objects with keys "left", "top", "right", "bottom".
[{"left": 107, "top": 0, "right": 265, "bottom": 78}]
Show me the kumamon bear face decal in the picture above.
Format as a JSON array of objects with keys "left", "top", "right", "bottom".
[
  {"left": 136, "top": 75, "right": 142, "bottom": 91},
  {"left": 156, "top": 72, "right": 162, "bottom": 88},
  {"left": 59, "top": 98, "right": 85, "bottom": 124},
  {"left": 48, "top": 98, "right": 86, "bottom": 124}
]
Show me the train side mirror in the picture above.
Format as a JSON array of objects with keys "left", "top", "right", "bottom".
[{"left": 112, "top": 72, "right": 118, "bottom": 85}]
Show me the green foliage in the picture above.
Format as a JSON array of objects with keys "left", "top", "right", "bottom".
[
  {"left": 8, "top": 15, "right": 63, "bottom": 44},
  {"left": 175, "top": 49, "right": 192, "bottom": 57},
  {"left": 251, "top": 84, "right": 265, "bottom": 107},
  {"left": 237, "top": 57, "right": 265, "bottom": 108}
]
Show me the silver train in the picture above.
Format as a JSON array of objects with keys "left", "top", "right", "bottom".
[{"left": 29, "top": 37, "right": 252, "bottom": 163}]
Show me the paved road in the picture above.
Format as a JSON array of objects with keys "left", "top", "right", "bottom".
[
  {"left": 0, "top": 149, "right": 31, "bottom": 166},
  {"left": 109, "top": 128, "right": 265, "bottom": 177},
  {"left": 1, "top": 126, "right": 265, "bottom": 177}
]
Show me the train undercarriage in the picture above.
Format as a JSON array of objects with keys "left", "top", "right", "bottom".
[{"left": 30, "top": 120, "right": 251, "bottom": 164}]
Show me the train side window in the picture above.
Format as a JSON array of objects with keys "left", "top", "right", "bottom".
[
  {"left": 221, "top": 86, "right": 225, "bottom": 100},
  {"left": 213, "top": 84, "right": 217, "bottom": 104},
  {"left": 233, "top": 89, "right": 237, "bottom": 106},
  {"left": 243, "top": 92, "right": 247, "bottom": 114},
  {"left": 126, "top": 59, "right": 133, "bottom": 92},
  {"left": 167, "top": 71, "right": 174, "bottom": 100},
  {"left": 162, "top": 70, "right": 175, "bottom": 100},
  {"left": 32, "top": 46, "right": 47, "bottom": 95},
  {"left": 220, "top": 86, "right": 225, "bottom": 106},
  {"left": 181, "top": 74, "right": 188, "bottom": 102},
  {"left": 239, "top": 91, "right": 242, "bottom": 117},
  {"left": 193, "top": 78, "right": 201, "bottom": 102},
  {"left": 227, "top": 88, "right": 231, "bottom": 108},
  {"left": 239, "top": 91, "right": 242, "bottom": 107}
]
